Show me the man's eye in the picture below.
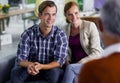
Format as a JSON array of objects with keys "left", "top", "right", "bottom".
[
  {"left": 53, "top": 13, "right": 56, "bottom": 16},
  {"left": 68, "top": 14, "right": 72, "bottom": 16},
  {"left": 44, "top": 13, "right": 49, "bottom": 16}
]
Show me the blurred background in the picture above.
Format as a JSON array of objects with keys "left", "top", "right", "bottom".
[{"left": 0, "top": 0, "right": 105, "bottom": 56}]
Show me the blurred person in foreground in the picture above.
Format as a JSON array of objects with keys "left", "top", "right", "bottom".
[
  {"left": 78, "top": 0, "right": 120, "bottom": 83},
  {"left": 10, "top": 1, "right": 68, "bottom": 83},
  {"left": 61, "top": 1, "right": 103, "bottom": 83}
]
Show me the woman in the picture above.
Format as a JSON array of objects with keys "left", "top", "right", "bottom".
[{"left": 61, "top": 1, "right": 103, "bottom": 83}]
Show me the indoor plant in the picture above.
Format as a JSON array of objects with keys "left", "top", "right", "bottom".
[{"left": 0, "top": 3, "right": 10, "bottom": 14}]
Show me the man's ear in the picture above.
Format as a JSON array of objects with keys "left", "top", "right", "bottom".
[
  {"left": 64, "top": 13, "right": 67, "bottom": 17},
  {"left": 38, "top": 13, "right": 42, "bottom": 19}
]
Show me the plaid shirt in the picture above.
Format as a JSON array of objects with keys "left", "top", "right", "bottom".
[{"left": 16, "top": 24, "right": 68, "bottom": 67}]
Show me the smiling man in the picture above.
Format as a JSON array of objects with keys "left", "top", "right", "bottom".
[{"left": 10, "top": 1, "right": 68, "bottom": 83}]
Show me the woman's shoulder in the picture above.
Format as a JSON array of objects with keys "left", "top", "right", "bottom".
[
  {"left": 62, "top": 22, "right": 69, "bottom": 28},
  {"left": 81, "top": 19, "right": 97, "bottom": 30},
  {"left": 81, "top": 19, "right": 95, "bottom": 26},
  {"left": 60, "top": 22, "right": 70, "bottom": 32}
]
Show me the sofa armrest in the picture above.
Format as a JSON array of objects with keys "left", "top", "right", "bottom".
[{"left": 0, "top": 55, "right": 16, "bottom": 83}]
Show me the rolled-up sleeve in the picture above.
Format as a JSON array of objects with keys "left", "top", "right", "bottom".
[
  {"left": 16, "top": 32, "right": 30, "bottom": 65},
  {"left": 54, "top": 31, "right": 68, "bottom": 67}
]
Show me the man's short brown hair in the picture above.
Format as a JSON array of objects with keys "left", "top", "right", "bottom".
[{"left": 38, "top": 1, "right": 57, "bottom": 14}]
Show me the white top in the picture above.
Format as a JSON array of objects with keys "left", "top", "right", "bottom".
[{"left": 102, "top": 43, "right": 120, "bottom": 57}]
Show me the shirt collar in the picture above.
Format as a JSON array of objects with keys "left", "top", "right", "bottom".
[
  {"left": 36, "top": 25, "right": 55, "bottom": 39},
  {"left": 102, "top": 43, "right": 120, "bottom": 57}
]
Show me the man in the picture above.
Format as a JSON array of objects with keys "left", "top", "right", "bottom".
[
  {"left": 78, "top": 0, "right": 120, "bottom": 82},
  {"left": 94, "top": 0, "right": 105, "bottom": 11},
  {"left": 10, "top": 1, "right": 68, "bottom": 83}
]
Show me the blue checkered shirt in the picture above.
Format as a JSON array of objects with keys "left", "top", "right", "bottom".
[{"left": 16, "top": 24, "right": 68, "bottom": 67}]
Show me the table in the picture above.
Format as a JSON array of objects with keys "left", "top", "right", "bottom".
[
  {"left": 0, "top": 7, "right": 34, "bottom": 19},
  {"left": 0, "top": 7, "right": 34, "bottom": 49},
  {"left": 0, "top": 7, "right": 34, "bottom": 34}
]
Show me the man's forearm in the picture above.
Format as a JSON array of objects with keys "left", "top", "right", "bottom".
[
  {"left": 39, "top": 61, "right": 60, "bottom": 70},
  {"left": 19, "top": 60, "right": 33, "bottom": 68}
]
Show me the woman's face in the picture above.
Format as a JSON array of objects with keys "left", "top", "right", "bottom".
[{"left": 65, "top": 5, "right": 80, "bottom": 26}]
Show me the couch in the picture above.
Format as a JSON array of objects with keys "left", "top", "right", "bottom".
[
  {"left": 0, "top": 53, "right": 47, "bottom": 83},
  {"left": 0, "top": 54, "right": 15, "bottom": 83}
]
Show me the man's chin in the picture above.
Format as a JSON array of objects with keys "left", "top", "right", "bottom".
[
  {"left": 46, "top": 25, "right": 53, "bottom": 28},
  {"left": 72, "top": 22, "right": 77, "bottom": 26},
  {"left": 47, "top": 24, "right": 53, "bottom": 27}
]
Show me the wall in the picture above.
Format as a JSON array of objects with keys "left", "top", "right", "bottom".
[
  {"left": 53, "top": 0, "right": 65, "bottom": 25},
  {"left": 0, "top": 0, "right": 8, "bottom": 4},
  {"left": 83, "top": 0, "right": 94, "bottom": 11}
]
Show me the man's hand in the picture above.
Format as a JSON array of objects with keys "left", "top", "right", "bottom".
[
  {"left": 19, "top": 60, "right": 44, "bottom": 75},
  {"left": 27, "top": 62, "right": 41, "bottom": 75},
  {"left": 27, "top": 61, "right": 60, "bottom": 75}
]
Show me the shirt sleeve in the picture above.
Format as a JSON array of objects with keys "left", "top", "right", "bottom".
[
  {"left": 54, "top": 30, "right": 69, "bottom": 67},
  {"left": 16, "top": 31, "right": 31, "bottom": 65}
]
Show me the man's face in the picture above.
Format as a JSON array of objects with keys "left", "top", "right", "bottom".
[{"left": 39, "top": 6, "right": 57, "bottom": 28}]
